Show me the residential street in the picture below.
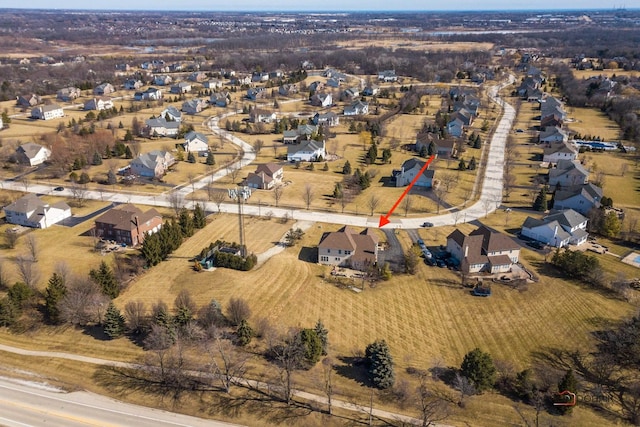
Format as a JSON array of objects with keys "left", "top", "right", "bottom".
[{"left": 0, "top": 78, "right": 515, "bottom": 231}]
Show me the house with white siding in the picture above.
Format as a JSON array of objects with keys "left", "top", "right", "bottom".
[
  {"left": 4, "top": 194, "right": 71, "bottom": 229},
  {"left": 16, "top": 142, "right": 51, "bottom": 166},
  {"left": 31, "top": 104, "right": 64, "bottom": 120},
  {"left": 521, "top": 209, "right": 589, "bottom": 248}
]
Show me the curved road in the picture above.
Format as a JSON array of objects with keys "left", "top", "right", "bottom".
[{"left": 1, "top": 77, "right": 514, "bottom": 230}]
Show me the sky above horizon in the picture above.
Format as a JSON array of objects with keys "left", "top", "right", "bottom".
[{"left": 3, "top": 1, "right": 623, "bottom": 12}]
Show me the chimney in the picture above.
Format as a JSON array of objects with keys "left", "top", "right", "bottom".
[
  {"left": 553, "top": 225, "right": 558, "bottom": 238},
  {"left": 464, "top": 244, "right": 469, "bottom": 258}
]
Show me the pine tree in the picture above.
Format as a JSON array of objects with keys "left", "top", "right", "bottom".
[
  {"left": 468, "top": 156, "right": 477, "bottom": 170},
  {"left": 299, "top": 328, "right": 323, "bottom": 365},
  {"left": 124, "top": 145, "right": 133, "bottom": 159},
  {"left": 458, "top": 158, "right": 467, "bottom": 170},
  {"left": 473, "top": 135, "right": 482, "bottom": 149},
  {"left": 314, "top": 319, "right": 329, "bottom": 355},
  {"left": 187, "top": 151, "right": 196, "bottom": 163},
  {"left": 124, "top": 129, "right": 134, "bottom": 141},
  {"left": 332, "top": 182, "right": 343, "bottom": 199},
  {"left": 419, "top": 145, "right": 428, "bottom": 158},
  {"left": 107, "top": 169, "right": 117, "bottom": 185},
  {"left": 427, "top": 141, "right": 436, "bottom": 156},
  {"left": 179, "top": 208, "right": 195, "bottom": 237},
  {"left": 89, "top": 261, "right": 119, "bottom": 298},
  {"left": 236, "top": 319, "right": 254, "bottom": 346},
  {"left": 205, "top": 151, "right": 215, "bottom": 165},
  {"left": 322, "top": 162, "right": 329, "bottom": 171},
  {"left": 44, "top": 273, "right": 67, "bottom": 324},
  {"left": 192, "top": 204, "right": 206, "bottom": 229},
  {"left": 103, "top": 302, "right": 125, "bottom": 338},
  {"left": 460, "top": 348, "right": 496, "bottom": 392},
  {"left": 365, "top": 339, "right": 395, "bottom": 389},
  {"left": 92, "top": 151, "right": 103, "bottom": 165},
  {"left": 533, "top": 186, "right": 548, "bottom": 212},
  {"left": 556, "top": 369, "right": 578, "bottom": 414},
  {"left": 342, "top": 160, "right": 352, "bottom": 175}
]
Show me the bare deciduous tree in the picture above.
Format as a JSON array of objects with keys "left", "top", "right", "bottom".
[
  {"left": 15, "top": 254, "right": 40, "bottom": 289},
  {"left": 302, "top": 183, "right": 314, "bottom": 210},
  {"left": 5, "top": 230, "right": 19, "bottom": 249},
  {"left": 226, "top": 297, "right": 251, "bottom": 326},
  {"left": 402, "top": 195, "right": 413, "bottom": 217},
  {"left": 167, "top": 191, "right": 184, "bottom": 216},
  {"left": 322, "top": 357, "right": 335, "bottom": 416},
  {"left": 204, "top": 335, "right": 250, "bottom": 393},
  {"left": 124, "top": 300, "right": 147, "bottom": 335},
  {"left": 0, "top": 258, "right": 9, "bottom": 290},
  {"left": 70, "top": 183, "right": 88, "bottom": 208},
  {"left": 367, "top": 194, "right": 380, "bottom": 216},
  {"left": 253, "top": 139, "right": 264, "bottom": 155},
  {"left": 226, "top": 164, "right": 240, "bottom": 184},
  {"left": 59, "top": 278, "right": 109, "bottom": 326},
  {"left": 273, "top": 185, "right": 284, "bottom": 207},
  {"left": 416, "top": 376, "right": 453, "bottom": 427},
  {"left": 211, "top": 189, "right": 227, "bottom": 213},
  {"left": 25, "top": 234, "right": 38, "bottom": 263}
]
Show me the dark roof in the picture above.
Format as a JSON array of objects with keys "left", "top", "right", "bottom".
[
  {"left": 255, "top": 163, "right": 282, "bottom": 176},
  {"left": 470, "top": 225, "right": 520, "bottom": 253},
  {"left": 95, "top": 204, "right": 161, "bottom": 231}
]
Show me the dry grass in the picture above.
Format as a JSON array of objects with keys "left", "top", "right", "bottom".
[
  {"left": 572, "top": 69, "right": 640, "bottom": 80},
  {"left": 566, "top": 107, "right": 623, "bottom": 141}
]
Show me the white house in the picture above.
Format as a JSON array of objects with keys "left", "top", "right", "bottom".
[
  {"left": 16, "top": 142, "right": 51, "bottom": 166},
  {"left": 182, "top": 131, "right": 209, "bottom": 153},
  {"left": 245, "top": 163, "right": 284, "bottom": 190},
  {"left": 31, "top": 104, "right": 64, "bottom": 120},
  {"left": 203, "top": 79, "right": 225, "bottom": 89},
  {"left": 542, "top": 141, "right": 578, "bottom": 164},
  {"left": 160, "top": 106, "right": 182, "bottom": 122},
  {"left": 447, "top": 226, "right": 520, "bottom": 274},
  {"left": 249, "top": 109, "right": 277, "bottom": 123},
  {"left": 378, "top": 70, "right": 398, "bottom": 82},
  {"left": 539, "top": 126, "right": 568, "bottom": 143},
  {"left": 344, "top": 100, "right": 369, "bottom": 116},
  {"left": 553, "top": 183, "right": 603, "bottom": 215},
  {"left": 521, "top": 209, "right": 589, "bottom": 248},
  {"left": 210, "top": 92, "right": 230, "bottom": 107},
  {"left": 130, "top": 150, "right": 175, "bottom": 178},
  {"left": 287, "top": 140, "right": 326, "bottom": 162},
  {"left": 170, "top": 82, "right": 192, "bottom": 94},
  {"left": 84, "top": 97, "right": 114, "bottom": 111},
  {"left": 393, "top": 158, "right": 435, "bottom": 188},
  {"left": 548, "top": 159, "right": 589, "bottom": 188},
  {"left": 135, "top": 87, "right": 163, "bottom": 101},
  {"left": 56, "top": 87, "right": 81, "bottom": 101},
  {"left": 124, "top": 79, "right": 143, "bottom": 90},
  {"left": 144, "top": 118, "right": 180, "bottom": 137},
  {"left": 94, "top": 83, "right": 115, "bottom": 95},
  {"left": 153, "top": 75, "right": 173, "bottom": 86},
  {"left": 310, "top": 93, "right": 333, "bottom": 107},
  {"left": 181, "top": 99, "right": 207, "bottom": 115},
  {"left": 4, "top": 194, "right": 71, "bottom": 229}
]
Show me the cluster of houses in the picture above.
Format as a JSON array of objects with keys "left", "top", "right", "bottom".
[{"left": 446, "top": 88, "right": 481, "bottom": 137}]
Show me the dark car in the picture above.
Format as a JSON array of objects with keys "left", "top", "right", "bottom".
[
  {"left": 421, "top": 222, "right": 434, "bottom": 228},
  {"left": 53, "top": 186, "right": 64, "bottom": 191},
  {"left": 526, "top": 240, "right": 544, "bottom": 249},
  {"left": 436, "top": 259, "right": 446, "bottom": 268}
]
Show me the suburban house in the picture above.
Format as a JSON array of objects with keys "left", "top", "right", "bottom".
[
  {"left": 541, "top": 113, "right": 564, "bottom": 129},
  {"left": 210, "top": 92, "right": 230, "bottom": 107},
  {"left": 344, "top": 100, "right": 369, "bottom": 116},
  {"left": 134, "top": 87, "right": 163, "bottom": 101},
  {"left": 203, "top": 79, "right": 225, "bottom": 89},
  {"left": 84, "top": 97, "right": 114, "bottom": 111},
  {"left": 279, "top": 84, "right": 298, "bottom": 96},
  {"left": 182, "top": 131, "right": 209, "bottom": 153},
  {"left": 94, "top": 83, "right": 115, "bottom": 95},
  {"left": 318, "top": 226, "right": 379, "bottom": 271},
  {"left": 343, "top": 87, "right": 360, "bottom": 100},
  {"left": 94, "top": 204, "right": 162, "bottom": 247},
  {"left": 31, "top": 104, "right": 64, "bottom": 120},
  {"left": 170, "top": 82, "right": 192, "bottom": 94},
  {"left": 326, "top": 78, "right": 341, "bottom": 88},
  {"left": 521, "top": 209, "right": 589, "bottom": 248},
  {"left": 181, "top": 98, "right": 207, "bottom": 115},
  {"left": 246, "top": 87, "right": 267, "bottom": 101},
  {"left": 539, "top": 126, "right": 568, "bottom": 143},
  {"left": 230, "top": 74, "right": 251, "bottom": 85},
  {"left": 310, "top": 93, "right": 333, "bottom": 107},
  {"left": 130, "top": 150, "right": 175, "bottom": 178},
  {"left": 252, "top": 71, "right": 269, "bottom": 82},
  {"left": 56, "top": 87, "right": 81, "bottom": 101},
  {"left": 124, "top": 79, "right": 143, "bottom": 90},
  {"left": 393, "top": 157, "right": 435, "bottom": 188},
  {"left": 552, "top": 183, "right": 603, "bottom": 215},
  {"left": 542, "top": 140, "right": 578, "bottom": 164},
  {"left": 548, "top": 159, "right": 590, "bottom": 188},
  {"left": 312, "top": 111, "right": 340, "bottom": 127},
  {"left": 415, "top": 136, "right": 458, "bottom": 159},
  {"left": 447, "top": 226, "right": 520, "bottom": 274},
  {"left": 15, "top": 142, "right": 51, "bottom": 166},
  {"left": 287, "top": 140, "right": 326, "bottom": 162},
  {"left": 447, "top": 117, "right": 465, "bottom": 137},
  {"left": 378, "top": 70, "right": 398, "bottom": 82},
  {"left": 249, "top": 109, "right": 277, "bottom": 123},
  {"left": 144, "top": 117, "right": 180, "bottom": 137},
  {"left": 362, "top": 85, "right": 380, "bottom": 96},
  {"left": 153, "top": 75, "right": 173, "bottom": 86},
  {"left": 160, "top": 106, "right": 182, "bottom": 122},
  {"left": 189, "top": 71, "right": 207, "bottom": 82},
  {"left": 17, "top": 94, "right": 42, "bottom": 108},
  {"left": 3, "top": 194, "right": 71, "bottom": 229},
  {"left": 282, "top": 124, "right": 319, "bottom": 144},
  {"left": 244, "top": 162, "right": 284, "bottom": 190},
  {"left": 308, "top": 81, "right": 325, "bottom": 94}
]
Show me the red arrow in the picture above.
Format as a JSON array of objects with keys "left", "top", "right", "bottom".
[{"left": 379, "top": 154, "right": 435, "bottom": 228}]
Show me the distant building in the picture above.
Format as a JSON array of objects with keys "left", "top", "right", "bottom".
[{"left": 31, "top": 104, "right": 64, "bottom": 120}]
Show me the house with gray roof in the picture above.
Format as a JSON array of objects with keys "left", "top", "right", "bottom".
[
  {"left": 393, "top": 158, "right": 435, "bottom": 188},
  {"left": 181, "top": 98, "right": 207, "bottom": 115},
  {"left": 539, "top": 126, "right": 568, "bottom": 144},
  {"left": 17, "top": 94, "right": 41, "bottom": 108},
  {"left": 378, "top": 70, "right": 398, "bottom": 82},
  {"left": 130, "top": 150, "right": 175, "bottom": 178},
  {"left": 318, "top": 226, "right": 379, "bottom": 271},
  {"left": 312, "top": 111, "right": 339, "bottom": 127},
  {"left": 287, "top": 140, "right": 325, "bottom": 162},
  {"left": 84, "top": 97, "right": 114, "bottom": 111},
  {"left": 310, "top": 93, "right": 333, "bottom": 107},
  {"left": 57, "top": 87, "right": 81, "bottom": 102},
  {"left": 170, "top": 82, "right": 192, "bottom": 94},
  {"left": 16, "top": 142, "right": 51, "bottom": 166},
  {"left": 521, "top": 209, "right": 588, "bottom": 248},
  {"left": 134, "top": 87, "right": 163, "bottom": 101},
  {"left": 552, "top": 183, "right": 603, "bottom": 215},
  {"left": 182, "top": 131, "right": 209, "bottom": 154},
  {"left": 542, "top": 140, "right": 578, "bottom": 164},
  {"left": 447, "top": 226, "right": 520, "bottom": 274},
  {"left": 31, "top": 104, "right": 64, "bottom": 120},
  {"left": 548, "top": 159, "right": 589, "bottom": 189},
  {"left": 160, "top": 106, "right": 182, "bottom": 122},
  {"left": 94, "top": 82, "right": 115, "bottom": 95},
  {"left": 210, "top": 92, "right": 230, "bottom": 107},
  {"left": 344, "top": 100, "right": 369, "bottom": 116},
  {"left": 4, "top": 194, "right": 71, "bottom": 229},
  {"left": 144, "top": 117, "right": 180, "bottom": 137}
]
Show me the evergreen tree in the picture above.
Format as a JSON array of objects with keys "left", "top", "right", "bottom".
[
  {"left": 89, "top": 261, "right": 119, "bottom": 298},
  {"left": 556, "top": 369, "right": 578, "bottom": 414},
  {"left": 193, "top": 204, "right": 206, "bottom": 229},
  {"left": 187, "top": 151, "right": 196, "bottom": 163},
  {"left": 124, "top": 145, "right": 133, "bottom": 159},
  {"left": 178, "top": 208, "right": 195, "bottom": 237},
  {"left": 299, "top": 328, "right": 323, "bottom": 365},
  {"left": 468, "top": 156, "right": 477, "bottom": 170},
  {"left": 533, "top": 186, "right": 548, "bottom": 212},
  {"left": 0, "top": 297, "right": 18, "bottom": 327},
  {"left": 141, "top": 232, "right": 163, "bottom": 266},
  {"left": 92, "top": 151, "right": 103, "bottom": 165},
  {"left": 342, "top": 160, "right": 352, "bottom": 175},
  {"left": 458, "top": 158, "right": 467, "bottom": 170},
  {"left": 332, "top": 182, "right": 343, "bottom": 199},
  {"left": 381, "top": 148, "right": 392, "bottom": 164},
  {"left": 602, "top": 211, "right": 621, "bottom": 237},
  {"left": 44, "top": 273, "right": 66, "bottom": 324},
  {"left": 419, "top": 145, "right": 428, "bottom": 158},
  {"left": 427, "top": 141, "right": 436, "bottom": 156},
  {"left": 103, "top": 302, "right": 125, "bottom": 339},
  {"left": 365, "top": 339, "right": 395, "bottom": 389},
  {"left": 473, "top": 135, "right": 482, "bottom": 149},
  {"left": 236, "top": 319, "right": 254, "bottom": 346},
  {"left": 124, "top": 129, "right": 134, "bottom": 141},
  {"left": 460, "top": 348, "right": 496, "bottom": 392},
  {"left": 78, "top": 172, "right": 90, "bottom": 184},
  {"left": 205, "top": 151, "right": 215, "bottom": 165},
  {"left": 107, "top": 169, "right": 117, "bottom": 185},
  {"left": 322, "top": 162, "right": 329, "bottom": 171},
  {"left": 314, "top": 319, "right": 329, "bottom": 355}
]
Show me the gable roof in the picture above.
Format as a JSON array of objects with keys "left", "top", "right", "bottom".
[
  {"left": 554, "top": 183, "right": 603, "bottom": 203},
  {"left": 185, "top": 131, "right": 208, "bottom": 143},
  {"left": 544, "top": 209, "right": 588, "bottom": 229},
  {"left": 95, "top": 204, "right": 161, "bottom": 231},
  {"left": 318, "top": 226, "right": 379, "bottom": 264},
  {"left": 255, "top": 162, "right": 282, "bottom": 176},
  {"left": 470, "top": 225, "right": 520, "bottom": 253},
  {"left": 17, "top": 142, "right": 47, "bottom": 159},
  {"left": 400, "top": 158, "right": 435, "bottom": 179}
]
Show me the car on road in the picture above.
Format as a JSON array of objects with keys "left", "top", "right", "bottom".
[
  {"left": 53, "top": 186, "right": 64, "bottom": 191},
  {"left": 515, "top": 128, "right": 524, "bottom": 133},
  {"left": 421, "top": 222, "right": 434, "bottom": 227}
]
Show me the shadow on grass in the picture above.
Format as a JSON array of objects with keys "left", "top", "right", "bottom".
[
  {"left": 298, "top": 246, "right": 317, "bottom": 263},
  {"left": 335, "top": 356, "right": 371, "bottom": 387},
  {"left": 82, "top": 325, "right": 110, "bottom": 341}
]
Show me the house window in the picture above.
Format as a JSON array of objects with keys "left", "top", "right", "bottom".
[
  {"left": 338, "top": 250, "right": 342, "bottom": 255},
  {"left": 327, "top": 249, "right": 330, "bottom": 254},
  {"left": 335, "top": 257, "right": 341, "bottom": 261},
  {"left": 320, "top": 256, "right": 329, "bottom": 262},
  {"left": 345, "top": 250, "right": 351, "bottom": 255}
]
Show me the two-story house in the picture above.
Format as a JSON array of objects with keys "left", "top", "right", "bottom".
[
  {"left": 447, "top": 226, "right": 520, "bottom": 274},
  {"left": 521, "top": 209, "right": 589, "bottom": 247},
  {"left": 4, "top": 194, "right": 71, "bottom": 229},
  {"left": 94, "top": 204, "right": 162, "bottom": 247},
  {"left": 130, "top": 150, "right": 175, "bottom": 178},
  {"left": 393, "top": 158, "right": 435, "bottom": 188},
  {"left": 244, "top": 162, "right": 284, "bottom": 190},
  {"left": 318, "top": 226, "right": 379, "bottom": 271}
]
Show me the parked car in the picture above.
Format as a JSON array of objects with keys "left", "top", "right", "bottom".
[
  {"left": 417, "top": 239, "right": 426, "bottom": 249},
  {"left": 436, "top": 259, "right": 446, "bottom": 268},
  {"left": 421, "top": 222, "right": 434, "bottom": 228},
  {"left": 53, "top": 186, "right": 64, "bottom": 191},
  {"left": 526, "top": 240, "right": 544, "bottom": 249}
]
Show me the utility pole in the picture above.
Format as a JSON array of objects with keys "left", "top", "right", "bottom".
[{"left": 228, "top": 185, "right": 251, "bottom": 258}]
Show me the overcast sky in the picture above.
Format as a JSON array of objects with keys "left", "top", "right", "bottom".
[{"left": 5, "top": 1, "right": 620, "bottom": 12}]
